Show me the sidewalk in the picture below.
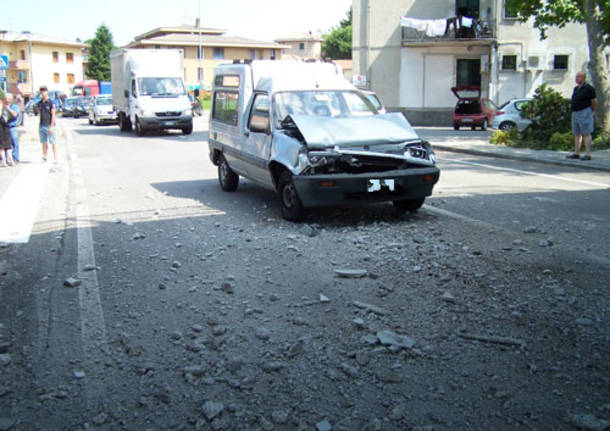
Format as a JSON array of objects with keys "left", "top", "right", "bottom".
[{"left": 430, "top": 137, "right": 610, "bottom": 172}]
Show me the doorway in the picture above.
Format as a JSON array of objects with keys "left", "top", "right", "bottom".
[
  {"left": 456, "top": 0, "right": 479, "bottom": 18},
  {"left": 456, "top": 59, "right": 481, "bottom": 87}
]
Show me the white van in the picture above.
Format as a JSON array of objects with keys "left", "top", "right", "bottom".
[{"left": 208, "top": 60, "right": 439, "bottom": 221}]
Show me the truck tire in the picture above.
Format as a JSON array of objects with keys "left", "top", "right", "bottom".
[
  {"left": 218, "top": 155, "right": 239, "bottom": 192},
  {"left": 135, "top": 117, "right": 145, "bottom": 136},
  {"left": 119, "top": 113, "right": 131, "bottom": 132},
  {"left": 393, "top": 197, "right": 425, "bottom": 212},
  {"left": 278, "top": 171, "right": 305, "bottom": 222},
  {"left": 182, "top": 123, "right": 193, "bottom": 135}
]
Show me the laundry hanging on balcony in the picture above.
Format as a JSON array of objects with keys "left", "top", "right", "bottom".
[{"left": 399, "top": 17, "right": 447, "bottom": 37}]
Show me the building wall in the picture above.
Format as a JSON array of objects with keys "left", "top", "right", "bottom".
[
  {"left": 353, "top": 0, "right": 591, "bottom": 125},
  {"left": 32, "top": 44, "right": 84, "bottom": 95},
  {"left": 276, "top": 40, "right": 321, "bottom": 59}
]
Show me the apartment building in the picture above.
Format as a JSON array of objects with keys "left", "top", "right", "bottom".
[
  {"left": 353, "top": 0, "right": 604, "bottom": 125},
  {"left": 274, "top": 32, "right": 323, "bottom": 60},
  {"left": 0, "top": 30, "right": 86, "bottom": 99},
  {"left": 126, "top": 26, "right": 287, "bottom": 91}
]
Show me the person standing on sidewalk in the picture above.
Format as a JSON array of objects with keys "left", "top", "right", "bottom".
[
  {"left": 567, "top": 71, "right": 596, "bottom": 161},
  {"left": 16, "top": 94, "right": 25, "bottom": 127},
  {"left": 4, "top": 93, "right": 21, "bottom": 163},
  {"left": 36, "top": 86, "right": 57, "bottom": 163},
  {"left": 0, "top": 98, "right": 16, "bottom": 167}
]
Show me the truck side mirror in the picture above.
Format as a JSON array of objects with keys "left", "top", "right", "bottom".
[{"left": 124, "top": 90, "right": 129, "bottom": 98}]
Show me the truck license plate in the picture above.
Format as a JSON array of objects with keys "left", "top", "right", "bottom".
[
  {"left": 164, "top": 120, "right": 176, "bottom": 126},
  {"left": 367, "top": 179, "right": 395, "bottom": 192}
]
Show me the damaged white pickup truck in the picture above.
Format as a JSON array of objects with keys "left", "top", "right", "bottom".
[{"left": 208, "top": 60, "right": 440, "bottom": 221}]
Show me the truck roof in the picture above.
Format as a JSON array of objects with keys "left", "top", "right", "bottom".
[{"left": 214, "top": 60, "right": 355, "bottom": 93}]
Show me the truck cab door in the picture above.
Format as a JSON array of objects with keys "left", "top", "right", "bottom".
[{"left": 243, "top": 93, "right": 273, "bottom": 186}]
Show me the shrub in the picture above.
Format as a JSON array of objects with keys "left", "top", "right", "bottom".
[
  {"left": 490, "top": 128, "right": 519, "bottom": 146},
  {"left": 547, "top": 132, "right": 574, "bottom": 151},
  {"left": 593, "top": 133, "right": 610, "bottom": 150},
  {"left": 521, "top": 84, "right": 571, "bottom": 142}
]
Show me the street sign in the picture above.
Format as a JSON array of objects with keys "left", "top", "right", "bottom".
[
  {"left": 0, "top": 55, "right": 8, "bottom": 70},
  {"left": 0, "top": 77, "right": 7, "bottom": 82}
]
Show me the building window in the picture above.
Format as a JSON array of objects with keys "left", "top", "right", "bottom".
[
  {"left": 553, "top": 55, "right": 569, "bottom": 70},
  {"left": 155, "top": 45, "right": 161, "bottom": 49},
  {"left": 197, "top": 46, "right": 203, "bottom": 59},
  {"left": 504, "top": 1, "right": 519, "bottom": 19},
  {"left": 20, "top": 50, "right": 26, "bottom": 60},
  {"left": 197, "top": 67, "right": 203, "bottom": 81},
  {"left": 66, "top": 52, "right": 74, "bottom": 63},
  {"left": 299, "top": 42, "right": 305, "bottom": 50},
  {"left": 456, "top": 0, "right": 479, "bottom": 18},
  {"left": 270, "top": 49, "right": 276, "bottom": 60},
  {"left": 52, "top": 51, "right": 59, "bottom": 63},
  {"left": 249, "top": 49, "right": 256, "bottom": 60},
  {"left": 456, "top": 59, "right": 481, "bottom": 87},
  {"left": 502, "top": 55, "right": 517, "bottom": 70},
  {"left": 17, "top": 71, "right": 27, "bottom": 83},
  {"left": 53, "top": 73, "right": 60, "bottom": 83},
  {"left": 213, "top": 47, "right": 224, "bottom": 60},
  {"left": 67, "top": 73, "right": 75, "bottom": 84}
]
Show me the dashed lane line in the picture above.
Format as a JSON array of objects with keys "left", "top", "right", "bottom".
[{"left": 0, "top": 163, "right": 49, "bottom": 243}]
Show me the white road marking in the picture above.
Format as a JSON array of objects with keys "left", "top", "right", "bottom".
[
  {"left": 66, "top": 127, "right": 111, "bottom": 413},
  {"left": 437, "top": 157, "right": 610, "bottom": 188},
  {"left": 0, "top": 163, "right": 49, "bottom": 243}
]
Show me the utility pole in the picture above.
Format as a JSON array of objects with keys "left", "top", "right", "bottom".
[{"left": 198, "top": 0, "right": 203, "bottom": 92}]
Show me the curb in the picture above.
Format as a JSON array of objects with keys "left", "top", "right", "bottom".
[{"left": 433, "top": 144, "right": 610, "bottom": 173}]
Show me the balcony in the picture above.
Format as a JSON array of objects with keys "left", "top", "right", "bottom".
[
  {"left": 9, "top": 60, "right": 30, "bottom": 70},
  {"left": 401, "top": 17, "right": 495, "bottom": 46},
  {"left": 8, "top": 82, "right": 33, "bottom": 95}
]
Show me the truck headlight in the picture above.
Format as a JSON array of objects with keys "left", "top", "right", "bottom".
[
  {"left": 141, "top": 110, "right": 155, "bottom": 117},
  {"left": 184, "top": 109, "right": 193, "bottom": 117}
]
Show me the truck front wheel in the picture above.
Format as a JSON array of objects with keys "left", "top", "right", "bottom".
[
  {"left": 182, "top": 123, "right": 193, "bottom": 135},
  {"left": 135, "top": 117, "right": 145, "bottom": 136},
  {"left": 278, "top": 171, "right": 305, "bottom": 222}
]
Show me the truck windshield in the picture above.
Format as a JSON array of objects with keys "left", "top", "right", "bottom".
[
  {"left": 138, "top": 78, "right": 186, "bottom": 96},
  {"left": 273, "top": 90, "right": 377, "bottom": 127}
]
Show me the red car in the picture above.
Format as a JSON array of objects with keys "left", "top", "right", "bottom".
[{"left": 452, "top": 86, "right": 497, "bottom": 131}]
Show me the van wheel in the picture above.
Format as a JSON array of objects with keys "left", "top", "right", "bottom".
[
  {"left": 218, "top": 155, "right": 239, "bottom": 192},
  {"left": 393, "top": 197, "right": 425, "bottom": 212},
  {"left": 481, "top": 119, "right": 488, "bottom": 131},
  {"left": 135, "top": 117, "right": 145, "bottom": 136},
  {"left": 499, "top": 121, "right": 515, "bottom": 131},
  {"left": 278, "top": 171, "right": 305, "bottom": 222},
  {"left": 182, "top": 124, "right": 193, "bottom": 135}
]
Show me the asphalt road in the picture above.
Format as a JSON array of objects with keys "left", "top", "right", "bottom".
[{"left": 0, "top": 116, "right": 609, "bottom": 430}]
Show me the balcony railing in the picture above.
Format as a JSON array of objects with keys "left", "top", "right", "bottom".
[
  {"left": 9, "top": 60, "right": 30, "bottom": 70},
  {"left": 401, "top": 17, "right": 495, "bottom": 44}
]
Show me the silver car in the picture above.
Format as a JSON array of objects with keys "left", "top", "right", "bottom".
[
  {"left": 491, "top": 98, "right": 532, "bottom": 131},
  {"left": 88, "top": 95, "right": 118, "bottom": 125}
]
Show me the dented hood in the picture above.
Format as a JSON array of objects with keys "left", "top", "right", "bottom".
[{"left": 289, "top": 112, "right": 420, "bottom": 150}]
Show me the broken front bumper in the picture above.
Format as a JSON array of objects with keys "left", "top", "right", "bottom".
[{"left": 292, "top": 167, "right": 440, "bottom": 209}]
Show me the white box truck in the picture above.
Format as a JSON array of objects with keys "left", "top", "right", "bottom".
[{"left": 110, "top": 48, "right": 193, "bottom": 135}]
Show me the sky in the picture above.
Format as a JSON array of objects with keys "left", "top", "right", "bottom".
[{"left": 1, "top": 0, "right": 352, "bottom": 45}]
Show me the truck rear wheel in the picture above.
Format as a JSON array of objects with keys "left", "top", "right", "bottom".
[
  {"left": 218, "top": 155, "right": 239, "bottom": 192},
  {"left": 278, "top": 171, "right": 305, "bottom": 222},
  {"left": 119, "top": 113, "right": 131, "bottom": 132}
]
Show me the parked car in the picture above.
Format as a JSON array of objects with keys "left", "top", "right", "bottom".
[
  {"left": 88, "top": 95, "right": 118, "bottom": 125},
  {"left": 61, "top": 97, "right": 77, "bottom": 117},
  {"left": 491, "top": 98, "right": 532, "bottom": 132},
  {"left": 360, "top": 90, "right": 386, "bottom": 114},
  {"left": 452, "top": 86, "right": 497, "bottom": 131},
  {"left": 208, "top": 60, "right": 439, "bottom": 221},
  {"left": 73, "top": 96, "right": 90, "bottom": 118}
]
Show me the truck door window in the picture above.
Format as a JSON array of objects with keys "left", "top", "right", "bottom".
[
  {"left": 131, "top": 80, "right": 137, "bottom": 98},
  {"left": 248, "top": 94, "right": 270, "bottom": 133}
]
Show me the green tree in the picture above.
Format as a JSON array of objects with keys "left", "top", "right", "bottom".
[
  {"left": 521, "top": 83, "right": 572, "bottom": 141},
  {"left": 506, "top": 0, "right": 610, "bottom": 134},
  {"left": 322, "top": 8, "right": 352, "bottom": 59},
  {"left": 86, "top": 24, "right": 116, "bottom": 81}
]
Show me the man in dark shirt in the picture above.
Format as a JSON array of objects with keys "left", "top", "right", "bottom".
[
  {"left": 36, "top": 86, "right": 57, "bottom": 163},
  {"left": 567, "top": 71, "right": 596, "bottom": 161}
]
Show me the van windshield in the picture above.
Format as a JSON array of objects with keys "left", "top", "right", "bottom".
[
  {"left": 138, "top": 77, "right": 186, "bottom": 96},
  {"left": 96, "top": 97, "right": 112, "bottom": 106},
  {"left": 273, "top": 90, "right": 377, "bottom": 127}
]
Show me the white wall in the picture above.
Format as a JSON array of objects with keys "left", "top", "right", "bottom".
[{"left": 31, "top": 44, "right": 84, "bottom": 95}]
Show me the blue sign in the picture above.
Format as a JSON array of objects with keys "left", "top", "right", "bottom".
[
  {"left": 0, "top": 55, "right": 8, "bottom": 70},
  {"left": 0, "top": 77, "right": 6, "bottom": 82}
]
